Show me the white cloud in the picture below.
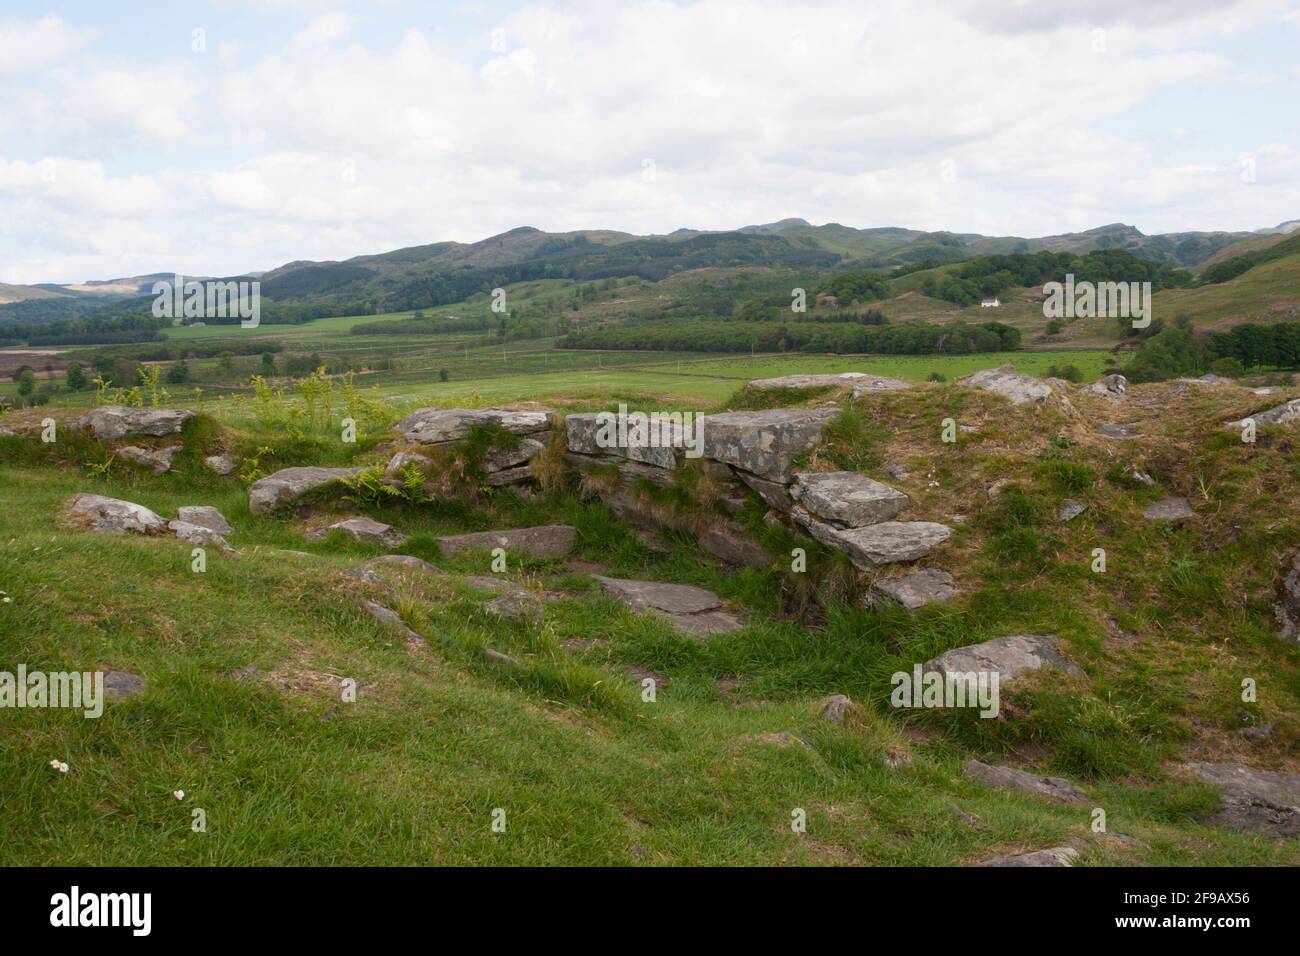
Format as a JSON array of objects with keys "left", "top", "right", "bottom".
[
  {"left": 0, "top": 16, "right": 93, "bottom": 76},
  {"left": 0, "top": 0, "right": 1296, "bottom": 282}
]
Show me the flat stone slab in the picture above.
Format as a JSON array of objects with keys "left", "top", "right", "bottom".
[
  {"left": 309, "top": 516, "right": 407, "bottom": 548},
  {"left": 964, "top": 759, "right": 1088, "bottom": 804},
  {"left": 593, "top": 576, "right": 722, "bottom": 614},
  {"left": 75, "top": 406, "right": 195, "bottom": 441},
  {"left": 796, "top": 514, "right": 951, "bottom": 569},
  {"left": 248, "top": 466, "right": 362, "bottom": 514},
  {"left": 1143, "top": 496, "right": 1194, "bottom": 521},
  {"left": 792, "top": 471, "right": 910, "bottom": 528},
  {"left": 168, "top": 520, "right": 230, "bottom": 549},
  {"left": 925, "top": 634, "right": 1080, "bottom": 682},
  {"left": 483, "top": 437, "right": 545, "bottom": 473},
  {"left": 872, "top": 568, "right": 957, "bottom": 609},
  {"left": 437, "top": 524, "right": 575, "bottom": 558},
  {"left": 396, "top": 407, "right": 550, "bottom": 444},
  {"left": 177, "top": 506, "right": 233, "bottom": 536},
  {"left": 699, "top": 408, "right": 839, "bottom": 483},
  {"left": 1097, "top": 423, "right": 1136, "bottom": 439},
  {"left": 746, "top": 372, "right": 911, "bottom": 394},
  {"left": 1186, "top": 762, "right": 1300, "bottom": 838},
  {"left": 593, "top": 575, "right": 742, "bottom": 637},
  {"left": 364, "top": 555, "right": 440, "bottom": 575},
  {"left": 959, "top": 364, "right": 1054, "bottom": 405},
  {"left": 975, "top": 847, "right": 1078, "bottom": 867},
  {"left": 117, "top": 444, "right": 182, "bottom": 475},
  {"left": 565, "top": 412, "right": 681, "bottom": 470},
  {"left": 68, "top": 494, "right": 166, "bottom": 534},
  {"left": 1223, "top": 397, "right": 1300, "bottom": 430}
]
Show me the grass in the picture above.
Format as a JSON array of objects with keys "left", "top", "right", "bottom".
[{"left": 1, "top": 362, "right": 1298, "bottom": 866}]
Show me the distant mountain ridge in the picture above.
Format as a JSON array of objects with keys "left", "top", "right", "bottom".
[{"left": 3, "top": 217, "right": 1294, "bottom": 310}]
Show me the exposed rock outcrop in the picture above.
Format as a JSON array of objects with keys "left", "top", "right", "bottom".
[
  {"left": 958, "top": 364, "right": 1054, "bottom": 405},
  {"left": 1185, "top": 762, "right": 1300, "bottom": 838},
  {"left": 1081, "top": 373, "right": 1127, "bottom": 400},
  {"left": 1223, "top": 397, "right": 1300, "bottom": 430},
  {"left": 1275, "top": 551, "right": 1300, "bottom": 643},
  {"left": 975, "top": 847, "right": 1078, "bottom": 867},
  {"left": 964, "top": 759, "right": 1088, "bottom": 804},
  {"left": 924, "top": 634, "right": 1080, "bottom": 682}
]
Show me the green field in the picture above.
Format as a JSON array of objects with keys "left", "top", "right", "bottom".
[{"left": 3, "top": 366, "right": 1297, "bottom": 866}]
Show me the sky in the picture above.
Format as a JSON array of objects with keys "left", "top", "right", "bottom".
[{"left": 0, "top": 0, "right": 1298, "bottom": 284}]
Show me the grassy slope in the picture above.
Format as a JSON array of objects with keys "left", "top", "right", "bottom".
[
  {"left": 1156, "top": 250, "right": 1300, "bottom": 331},
  {"left": 2, "top": 374, "right": 1299, "bottom": 866}
]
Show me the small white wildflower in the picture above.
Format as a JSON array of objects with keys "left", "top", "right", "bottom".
[
  {"left": 58, "top": 762, "right": 69, "bottom": 773},
  {"left": 173, "top": 789, "right": 185, "bottom": 801},
  {"left": 49, "top": 759, "right": 60, "bottom": 770}
]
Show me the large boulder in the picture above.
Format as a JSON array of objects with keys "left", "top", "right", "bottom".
[
  {"left": 964, "top": 759, "right": 1088, "bottom": 804},
  {"left": 958, "top": 365, "right": 1054, "bottom": 405},
  {"left": 436, "top": 524, "right": 575, "bottom": 558},
  {"left": 1185, "top": 762, "right": 1300, "bottom": 838},
  {"left": 67, "top": 493, "right": 167, "bottom": 534},
  {"left": 699, "top": 408, "right": 838, "bottom": 483},
  {"left": 793, "top": 512, "right": 951, "bottom": 568},
  {"left": 791, "top": 471, "right": 910, "bottom": 528},
  {"left": 924, "top": 634, "right": 1080, "bottom": 682},
  {"left": 592, "top": 575, "right": 743, "bottom": 637},
  {"left": 248, "top": 466, "right": 363, "bottom": 514},
  {"left": 396, "top": 407, "right": 550, "bottom": 445},
  {"left": 75, "top": 406, "right": 195, "bottom": 441}
]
